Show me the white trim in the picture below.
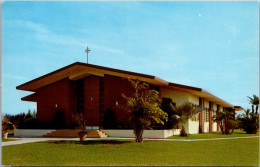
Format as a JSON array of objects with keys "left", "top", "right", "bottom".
[{"left": 102, "top": 129, "right": 180, "bottom": 138}]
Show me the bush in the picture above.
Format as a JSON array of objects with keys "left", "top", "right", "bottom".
[
  {"left": 2, "top": 119, "right": 14, "bottom": 132},
  {"left": 238, "top": 109, "right": 259, "bottom": 134},
  {"left": 160, "top": 98, "right": 178, "bottom": 129},
  {"left": 5, "top": 110, "right": 38, "bottom": 129}
]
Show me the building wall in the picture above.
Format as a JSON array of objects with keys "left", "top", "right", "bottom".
[
  {"left": 36, "top": 78, "right": 75, "bottom": 127},
  {"left": 102, "top": 75, "right": 159, "bottom": 127},
  {"left": 160, "top": 88, "right": 200, "bottom": 106},
  {"left": 103, "top": 75, "right": 134, "bottom": 125},
  {"left": 160, "top": 88, "right": 190, "bottom": 106},
  {"left": 213, "top": 103, "right": 217, "bottom": 111},
  {"left": 204, "top": 100, "right": 209, "bottom": 109},
  {"left": 84, "top": 76, "right": 100, "bottom": 126},
  {"left": 188, "top": 94, "right": 200, "bottom": 105}
]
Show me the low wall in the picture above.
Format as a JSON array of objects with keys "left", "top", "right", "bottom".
[
  {"left": 14, "top": 129, "right": 56, "bottom": 137},
  {"left": 14, "top": 129, "right": 181, "bottom": 138},
  {"left": 212, "top": 123, "right": 217, "bottom": 132},
  {"left": 187, "top": 120, "right": 199, "bottom": 134},
  {"left": 204, "top": 122, "right": 210, "bottom": 133},
  {"left": 102, "top": 129, "right": 181, "bottom": 139}
]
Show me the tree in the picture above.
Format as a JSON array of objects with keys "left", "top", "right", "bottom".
[
  {"left": 247, "top": 95, "right": 259, "bottom": 114},
  {"left": 238, "top": 108, "right": 259, "bottom": 134},
  {"left": 5, "top": 110, "right": 38, "bottom": 129},
  {"left": 160, "top": 97, "right": 179, "bottom": 129},
  {"left": 123, "top": 78, "right": 168, "bottom": 142},
  {"left": 213, "top": 109, "right": 237, "bottom": 135},
  {"left": 173, "top": 102, "right": 201, "bottom": 136}
]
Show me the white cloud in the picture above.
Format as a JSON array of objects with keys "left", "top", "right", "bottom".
[{"left": 5, "top": 19, "right": 124, "bottom": 55}]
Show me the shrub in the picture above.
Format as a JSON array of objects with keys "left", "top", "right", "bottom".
[
  {"left": 160, "top": 97, "right": 178, "bottom": 129},
  {"left": 238, "top": 109, "right": 259, "bottom": 134},
  {"left": 213, "top": 109, "right": 237, "bottom": 135},
  {"left": 2, "top": 116, "right": 14, "bottom": 133},
  {"left": 5, "top": 110, "right": 38, "bottom": 129}
]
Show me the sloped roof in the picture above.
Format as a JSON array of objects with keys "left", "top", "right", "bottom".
[{"left": 17, "top": 62, "right": 236, "bottom": 108}]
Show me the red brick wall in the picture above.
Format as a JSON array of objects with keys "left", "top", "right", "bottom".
[
  {"left": 84, "top": 76, "right": 100, "bottom": 126},
  {"left": 36, "top": 78, "right": 75, "bottom": 127},
  {"left": 103, "top": 75, "right": 134, "bottom": 124},
  {"left": 35, "top": 74, "right": 159, "bottom": 128}
]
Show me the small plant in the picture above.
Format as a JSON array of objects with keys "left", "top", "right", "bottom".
[
  {"left": 2, "top": 116, "right": 15, "bottom": 139},
  {"left": 173, "top": 102, "right": 202, "bottom": 137},
  {"left": 71, "top": 111, "right": 87, "bottom": 141}
]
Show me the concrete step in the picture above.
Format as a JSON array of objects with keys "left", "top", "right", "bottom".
[{"left": 42, "top": 129, "right": 108, "bottom": 138}]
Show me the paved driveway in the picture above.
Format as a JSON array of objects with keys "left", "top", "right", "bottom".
[{"left": 2, "top": 136, "right": 259, "bottom": 146}]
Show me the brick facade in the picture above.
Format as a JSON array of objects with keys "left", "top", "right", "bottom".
[{"left": 36, "top": 78, "right": 75, "bottom": 127}]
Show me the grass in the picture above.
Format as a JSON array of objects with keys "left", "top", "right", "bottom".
[
  {"left": 2, "top": 137, "right": 259, "bottom": 166},
  {"left": 168, "top": 129, "right": 259, "bottom": 139}
]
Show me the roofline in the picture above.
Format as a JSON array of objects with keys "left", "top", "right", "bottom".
[
  {"left": 234, "top": 106, "right": 244, "bottom": 111},
  {"left": 16, "top": 62, "right": 157, "bottom": 90},
  {"left": 168, "top": 82, "right": 202, "bottom": 91},
  {"left": 201, "top": 89, "right": 234, "bottom": 108},
  {"left": 16, "top": 62, "right": 79, "bottom": 90},
  {"left": 168, "top": 82, "right": 233, "bottom": 108},
  {"left": 16, "top": 62, "right": 237, "bottom": 108}
]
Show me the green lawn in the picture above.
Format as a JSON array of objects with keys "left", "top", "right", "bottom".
[
  {"left": 2, "top": 137, "right": 259, "bottom": 166},
  {"left": 168, "top": 129, "right": 259, "bottom": 139}
]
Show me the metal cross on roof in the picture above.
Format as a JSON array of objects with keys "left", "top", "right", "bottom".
[{"left": 85, "top": 47, "right": 91, "bottom": 64}]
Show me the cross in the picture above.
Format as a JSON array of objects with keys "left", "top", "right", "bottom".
[{"left": 85, "top": 47, "right": 91, "bottom": 64}]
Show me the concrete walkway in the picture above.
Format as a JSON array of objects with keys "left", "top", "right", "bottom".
[{"left": 2, "top": 136, "right": 259, "bottom": 146}]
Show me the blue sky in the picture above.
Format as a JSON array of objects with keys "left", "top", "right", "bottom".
[{"left": 2, "top": 1, "right": 259, "bottom": 115}]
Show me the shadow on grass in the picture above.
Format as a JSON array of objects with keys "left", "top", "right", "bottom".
[{"left": 49, "top": 140, "right": 134, "bottom": 145}]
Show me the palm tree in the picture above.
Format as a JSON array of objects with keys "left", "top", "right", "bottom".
[
  {"left": 247, "top": 95, "right": 259, "bottom": 114},
  {"left": 213, "top": 109, "right": 237, "bottom": 134},
  {"left": 241, "top": 108, "right": 251, "bottom": 118},
  {"left": 173, "top": 102, "right": 201, "bottom": 136},
  {"left": 123, "top": 78, "right": 168, "bottom": 142},
  {"left": 239, "top": 108, "right": 259, "bottom": 134}
]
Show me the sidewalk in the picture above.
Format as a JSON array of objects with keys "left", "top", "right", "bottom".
[{"left": 2, "top": 136, "right": 259, "bottom": 146}]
